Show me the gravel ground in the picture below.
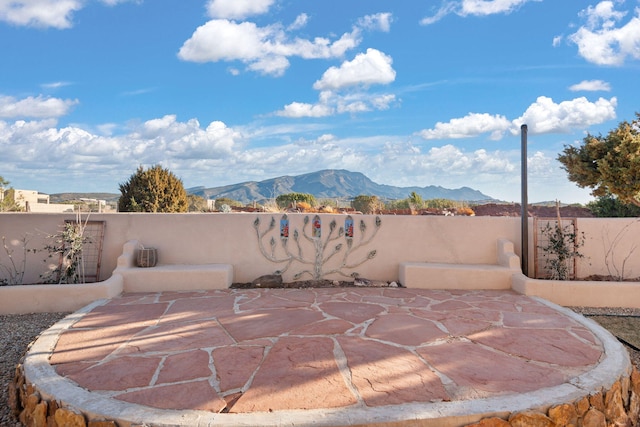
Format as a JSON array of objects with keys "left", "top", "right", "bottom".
[
  {"left": 1, "top": 312, "right": 69, "bottom": 427},
  {"left": 1, "top": 309, "right": 639, "bottom": 426},
  {"left": 570, "top": 306, "right": 640, "bottom": 369}
]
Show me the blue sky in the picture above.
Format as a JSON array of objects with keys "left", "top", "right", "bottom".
[{"left": 1, "top": 0, "right": 638, "bottom": 203}]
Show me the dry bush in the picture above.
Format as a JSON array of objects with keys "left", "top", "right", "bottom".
[
  {"left": 456, "top": 207, "right": 475, "bottom": 216},
  {"left": 318, "top": 205, "right": 334, "bottom": 213},
  {"left": 296, "top": 201, "right": 314, "bottom": 212}
]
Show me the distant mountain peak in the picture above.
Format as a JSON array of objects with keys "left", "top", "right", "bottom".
[{"left": 191, "top": 169, "right": 494, "bottom": 203}]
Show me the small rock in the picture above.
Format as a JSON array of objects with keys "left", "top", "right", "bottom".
[
  {"left": 354, "top": 277, "right": 396, "bottom": 287},
  {"left": 508, "top": 411, "right": 554, "bottom": 427},
  {"left": 54, "top": 408, "right": 86, "bottom": 427},
  {"left": 548, "top": 403, "right": 577, "bottom": 426},
  {"left": 604, "top": 380, "right": 629, "bottom": 425},
  {"left": 354, "top": 277, "right": 372, "bottom": 287},
  {"left": 332, "top": 280, "right": 340, "bottom": 287},
  {"left": 581, "top": 408, "right": 606, "bottom": 427},
  {"left": 251, "top": 274, "right": 283, "bottom": 288}
]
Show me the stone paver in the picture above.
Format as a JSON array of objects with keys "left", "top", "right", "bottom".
[{"left": 48, "top": 288, "right": 606, "bottom": 416}]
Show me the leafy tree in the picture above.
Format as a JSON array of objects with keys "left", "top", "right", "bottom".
[
  {"left": 351, "top": 195, "right": 383, "bottom": 214},
  {"left": 118, "top": 165, "right": 188, "bottom": 212},
  {"left": 587, "top": 194, "right": 640, "bottom": 217},
  {"left": 558, "top": 113, "right": 640, "bottom": 207},
  {"left": 408, "top": 191, "right": 424, "bottom": 208},
  {"left": 276, "top": 192, "right": 317, "bottom": 209}
]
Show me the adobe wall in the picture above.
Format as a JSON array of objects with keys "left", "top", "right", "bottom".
[{"left": 0, "top": 213, "right": 522, "bottom": 284}]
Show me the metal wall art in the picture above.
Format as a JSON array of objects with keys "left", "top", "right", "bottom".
[{"left": 254, "top": 214, "right": 381, "bottom": 280}]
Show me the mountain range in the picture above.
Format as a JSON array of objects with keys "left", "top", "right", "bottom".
[{"left": 187, "top": 169, "right": 493, "bottom": 203}]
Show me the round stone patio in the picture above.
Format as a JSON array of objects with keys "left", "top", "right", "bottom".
[{"left": 22, "top": 288, "right": 630, "bottom": 426}]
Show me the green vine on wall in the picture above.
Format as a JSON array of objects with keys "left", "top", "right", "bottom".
[{"left": 538, "top": 219, "right": 585, "bottom": 281}]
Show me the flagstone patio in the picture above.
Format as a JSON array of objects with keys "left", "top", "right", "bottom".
[{"left": 22, "top": 288, "right": 631, "bottom": 426}]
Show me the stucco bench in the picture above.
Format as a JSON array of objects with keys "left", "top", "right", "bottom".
[
  {"left": 114, "top": 240, "right": 234, "bottom": 292},
  {"left": 398, "top": 238, "right": 521, "bottom": 290}
]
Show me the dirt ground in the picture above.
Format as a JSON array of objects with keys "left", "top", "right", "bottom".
[{"left": 470, "top": 203, "right": 594, "bottom": 218}]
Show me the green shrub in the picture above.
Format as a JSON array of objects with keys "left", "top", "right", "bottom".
[
  {"left": 351, "top": 195, "right": 383, "bottom": 214},
  {"left": 276, "top": 193, "right": 317, "bottom": 209},
  {"left": 118, "top": 165, "right": 188, "bottom": 212},
  {"left": 587, "top": 194, "right": 640, "bottom": 217}
]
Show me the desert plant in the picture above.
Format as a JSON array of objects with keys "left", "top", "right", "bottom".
[
  {"left": 424, "top": 198, "right": 458, "bottom": 210},
  {"left": 0, "top": 235, "right": 36, "bottom": 285},
  {"left": 351, "top": 195, "right": 383, "bottom": 214},
  {"left": 276, "top": 193, "right": 317, "bottom": 209},
  {"left": 600, "top": 220, "right": 639, "bottom": 281},
  {"left": 385, "top": 199, "right": 410, "bottom": 210},
  {"left": 537, "top": 205, "right": 585, "bottom": 280},
  {"left": 456, "top": 206, "right": 475, "bottom": 216},
  {"left": 41, "top": 213, "right": 91, "bottom": 284},
  {"left": 408, "top": 192, "right": 424, "bottom": 209}
]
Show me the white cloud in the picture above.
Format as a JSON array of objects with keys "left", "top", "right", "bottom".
[
  {"left": 0, "top": 0, "right": 82, "bottom": 28},
  {"left": 0, "top": 115, "right": 244, "bottom": 179},
  {"left": 313, "top": 49, "right": 396, "bottom": 91},
  {"left": 276, "top": 102, "right": 334, "bottom": 118},
  {"left": 41, "top": 81, "right": 72, "bottom": 90},
  {"left": 0, "top": 0, "right": 138, "bottom": 28},
  {"left": 288, "top": 13, "right": 308, "bottom": 31},
  {"left": 357, "top": 12, "right": 392, "bottom": 32},
  {"left": 513, "top": 96, "right": 617, "bottom": 134},
  {"left": 420, "top": 2, "right": 458, "bottom": 25},
  {"left": 569, "top": 80, "right": 612, "bottom": 92},
  {"left": 418, "top": 96, "right": 617, "bottom": 140},
  {"left": 569, "top": 1, "right": 640, "bottom": 65},
  {"left": 178, "top": 20, "right": 271, "bottom": 63},
  {"left": 206, "top": 0, "right": 274, "bottom": 19},
  {"left": 460, "top": 0, "right": 537, "bottom": 16},
  {"left": 420, "top": 0, "right": 540, "bottom": 25},
  {"left": 418, "top": 113, "right": 512, "bottom": 140},
  {"left": 276, "top": 91, "right": 397, "bottom": 118},
  {"left": 0, "top": 95, "right": 78, "bottom": 119},
  {"left": 178, "top": 19, "right": 362, "bottom": 76},
  {"left": 276, "top": 48, "right": 397, "bottom": 118},
  {"left": 100, "top": 0, "right": 141, "bottom": 5},
  {"left": 0, "top": 114, "right": 590, "bottom": 202},
  {"left": 178, "top": 12, "right": 391, "bottom": 77}
]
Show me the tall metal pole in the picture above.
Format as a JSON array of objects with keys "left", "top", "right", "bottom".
[{"left": 521, "top": 124, "right": 529, "bottom": 276}]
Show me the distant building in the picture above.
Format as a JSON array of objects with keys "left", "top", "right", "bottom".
[{"left": 11, "top": 189, "right": 74, "bottom": 213}]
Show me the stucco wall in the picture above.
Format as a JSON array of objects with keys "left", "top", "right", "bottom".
[
  {"left": 0, "top": 213, "right": 521, "bottom": 284},
  {"left": 2, "top": 213, "right": 640, "bottom": 285}
]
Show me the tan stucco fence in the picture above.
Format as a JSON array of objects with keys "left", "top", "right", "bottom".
[{"left": 1, "top": 213, "right": 639, "bottom": 314}]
